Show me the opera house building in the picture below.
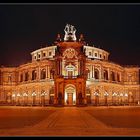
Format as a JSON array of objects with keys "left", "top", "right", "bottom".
[{"left": 0, "top": 24, "right": 139, "bottom": 106}]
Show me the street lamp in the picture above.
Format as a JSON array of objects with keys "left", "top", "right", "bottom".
[
  {"left": 124, "top": 93, "right": 128, "bottom": 105},
  {"left": 94, "top": 92, "right": 100, "bottom": 106},
  {"left": 112, "top": 92, "right": 117, "bottom": 105},
  {"left": 32, "top": 92, "right": 36, "bottom": 106},
  {"left": 17, "top": 93, "right": 21, "bottom": 105},
  {"left": 12, "top": 94, "right": 16, "bottom": 105},
  {"left": 23, "top": 92, "right": 28, "bottom": 106},
  {"left": 41, "top": 91, "right": 46, "bottom": 106},
  {"left": 104, "top": 92, "right": 109, "bottom": 105},
  {"left": 119, "top": 93, "right": 123, "bottom": 105}
]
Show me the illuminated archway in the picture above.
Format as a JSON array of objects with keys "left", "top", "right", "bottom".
[{"left": 65, "top": 84, "right": 76, "bottom": 105}]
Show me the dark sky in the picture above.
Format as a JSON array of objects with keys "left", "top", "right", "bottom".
[{"left": 0, "top": 4, "right": 140, "bottom": 67}]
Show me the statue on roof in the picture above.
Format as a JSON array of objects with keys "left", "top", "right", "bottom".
[{"left": 64, "top": 24, "right": 77, "bottom": 41}]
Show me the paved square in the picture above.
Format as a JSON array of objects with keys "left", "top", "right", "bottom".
[{"left": 0, "top": 106, "right": 140, "bottom": 136}]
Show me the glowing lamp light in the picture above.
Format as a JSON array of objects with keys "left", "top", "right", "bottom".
[
  {"left": 94, "top": 92, "right": 99, "bottom": 96},
  {"left": 12, "top": 94, "right": 16, "bottom": 97},
  {"left": 32, "top": 92, "right": 36, "bottom": 96},
  {"left": 120, "top": 93, "right": 123, "bottom": 97},
  {"left": 112, "top": 92, "right": 117, "bottom": 96},
  {"left": 41, "top": 93, "right": 44, "bottom": 96},
  {"left": 104, "top": 92, "right": 109, "bottom": 96},
  {"left": 125, "top": 93, "right": 128, "bottom": 97},
  {"left": 41, "top": 91, "right": 47, "bottom": 96},
  {"left": 44, "top": 91, "right": 48, "bottom": 96},
  {"left": 17, "top": 93, "right": 21, "bottom": 97},
  {"left": 23, "top": 93, "right": 28, "bottom": 97}
]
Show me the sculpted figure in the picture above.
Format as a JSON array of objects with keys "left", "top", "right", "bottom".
[{"left": 64, "top": 24, "right": 77, "bottom": 41}]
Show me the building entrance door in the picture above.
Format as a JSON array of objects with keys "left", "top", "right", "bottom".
[
  {"left": 65, "top": 84, "right": 76, "bottom": 105},
  {"left": 67, "top": 93, "right": 73, "bottom": 105}
]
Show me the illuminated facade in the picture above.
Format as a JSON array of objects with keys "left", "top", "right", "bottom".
[{"left": 0, "top": 24, "right": 140, "bottom": 106}]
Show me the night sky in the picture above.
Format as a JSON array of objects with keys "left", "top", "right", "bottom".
[{"left": 0, "top": 4, "right": 140, "bottom": 67}]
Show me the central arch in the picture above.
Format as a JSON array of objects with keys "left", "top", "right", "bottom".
[{"left": 64, "top": 84, "right": 76, "bottom": 105}]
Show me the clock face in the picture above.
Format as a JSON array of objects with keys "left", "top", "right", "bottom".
[{"left": 63, "top": 48, "right": 77, "bottom": 59}]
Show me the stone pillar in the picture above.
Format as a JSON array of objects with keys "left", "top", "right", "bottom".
[
  {"left": 120, "top": 72, "right": 122, "bottom": 82},
  {"left": 57, "top": 59, "right": 61, "bottom": 75},
  {"left": 108, "top": 68, "right": 110, "bottom": 81},
  {"left": 59, "top": 60, "right": 62, "bottom": 75},
  {"left": 38, "top": 67, "right": 41, "bottom": 80},
  {"left": 46, "top": 65, "right": 48, "bottom": 78},
  {"left": 48, "top": 66, "right": 50, "bottom": 79},
  {"left": 40, "top": 51, "right": 43, "bottom": 60},
  {"left": 99, "top": 66, "right": 102, "bottom": 80},
  {"left": 78, "top": 60, "right": 80, "bottom": 75},
  {"left": 115, "top": 72, "right": 117, "bottom": 82},
  {"left": 22, "top": 71, "right": 25, "bottom": 82},
  {"left": 29, "top": 69, "right": 32, "bottom": 81},
  {"left": 92, "top": 65, "right": 95, "bottom": 78},
  {"left": 18, "top": 72, "right": 21, "bottom": 82},
  {"left": 90, "top": 65, "right": 92, "bottom": 78}
]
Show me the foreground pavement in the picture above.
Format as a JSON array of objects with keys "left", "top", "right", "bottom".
[{"left": 0, "top": 106, "right": 140, "bottom": 136}]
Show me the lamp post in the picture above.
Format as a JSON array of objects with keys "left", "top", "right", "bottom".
[
  {"left": 41, "top": 91, "right": 45, "bottom": 106},
  {"left": 94, "top": 92, "right": 99, "bottom": 106},
  {"left": 45, "top": 90, "right": 49, "bottom": 106},
  {"left": 17, "top": 93, "right": 21, "bottom": 105},
  {"left": 104, "top": 92, "right": 109, "bottom": 106},
  {"left": 32, "top": 91, "right": 36, "bottom": 106},
  {"left": 12, "top": 94, "right": 16, "bottom": 105},
  {"left": 112, "top": 92, "right": 117, "bottom": 105},
  {"left": 124, "top": 93, "right": 128, "bottom": 105},
  {"left": 119, "top": 93, "right": 123, "bottom": 105},
  {"left": 23, "top": 92, "right": 28, "bottom": 106}
]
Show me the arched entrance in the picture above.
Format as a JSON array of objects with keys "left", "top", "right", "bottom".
[{"left": 65, "top": 84, "right": 76, "bottom": 105}]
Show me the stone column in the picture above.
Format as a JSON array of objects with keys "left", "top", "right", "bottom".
[
  {"left": 57, "top": 60, "right": 59, "bottom": 75},
  {"left": 60, "top": 59, "right": 62, "bottom": 75},
  {"left": 48, "top": 66, "right": 50, "bottom": 79},
  {"left": 108, "top": 68, "right": 110, "bottom": 81},
  {"left": 115, "top": 72, "right": 117, "bottom": 82},
  {"left": 40, "top": 51, "right": 43, "bottom": 60},
  {"left": 29, "top": 69, "right": 32, "bottom": 81},
  {"left": 18, "top": 72, "right": 21, "bottom": 82},
  {"left": 38, "top": 67, "right": 40, "bottom": 80},
  {"left": 92, "top": 65, "right": 95, "bottom": 78},
  {"left": 120, "top": 72, "right": 122, "bottom": 82},
  {"left": 78, "top": 60, "right": 80, "bottom": 75},
  {"left": 90, "top": 65, "right": 92, "bottom": 79},
  {"left": 22, "top": 71, "right": 25, "bottom": 82},
  {"left": 99, "top": 66, "right": 102, "bottom": 80},
  {"left": 46, "top": 65, "right": 48, "bottom": 78}
]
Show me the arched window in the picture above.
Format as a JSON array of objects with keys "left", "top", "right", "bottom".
[
  {"left": 110, "top": 71, "right": 115, "bottom": 81},
  {"left": 25, "top": 72, "right": 29, "bottom": 81},
  {"left": 32, "top": 70, "right": 37, "bottom": 80},
  {"left": 103, "top": 70, "right": 108, "bottom": 80},
  {"left": 41, "top": 69, "right": 46, "bottom": 79},
  {"left": 66, "top": 64, "right": 75, "bottom": 77},
  {"left": 20, "top": 74, "right": 23, "bottom": 82},
  {"left": 94, "top": 69, "right": 99, "bottom": 79}
]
